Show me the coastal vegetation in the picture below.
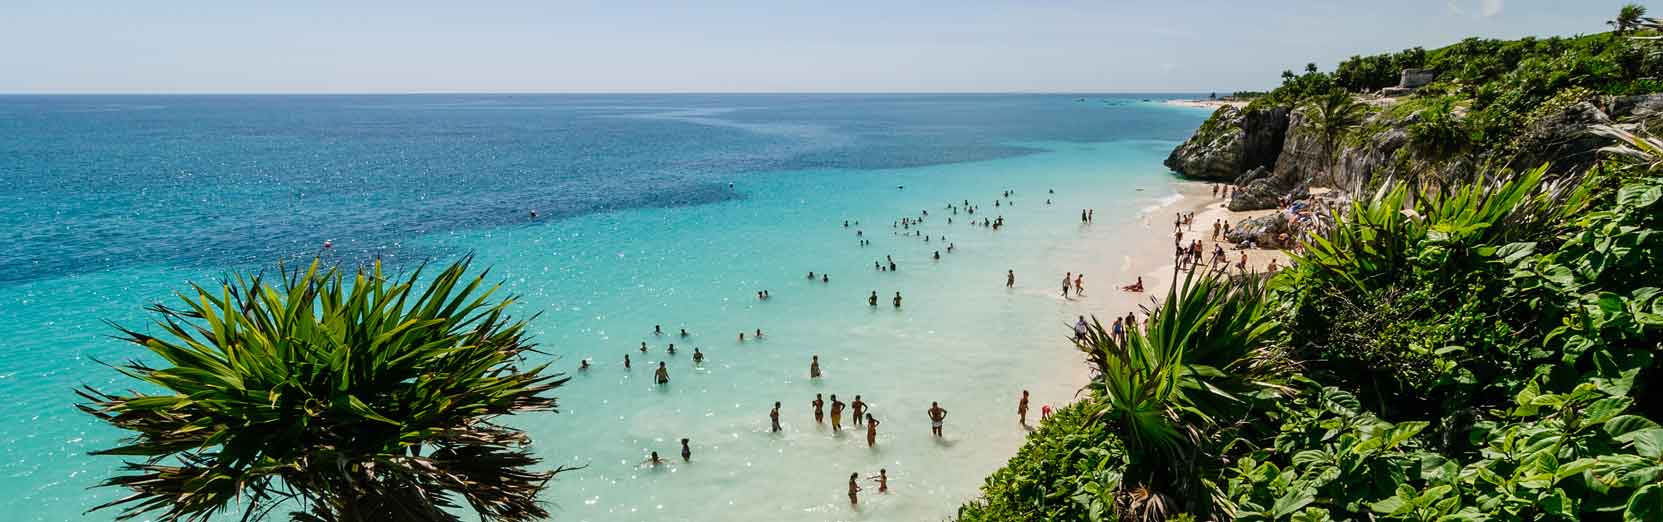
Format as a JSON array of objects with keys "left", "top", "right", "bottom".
[
  {"left": 78, "top": 258, "right": 569, "bottom": 522},
  {"left": 964, "top": 9, "right": 1663, "bottom": 522}
]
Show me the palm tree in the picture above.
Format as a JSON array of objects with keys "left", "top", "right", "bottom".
[
  {"left": 1303, "top": 89, "right": 1368, "bottom": 189},
  {"left": 78, "top": 257, "right": 572, "bottom": 522},
  {"left": 1610, "top": 3, "right": 1647, "bottom": 35}
]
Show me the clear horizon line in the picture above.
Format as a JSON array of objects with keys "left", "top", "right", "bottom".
[{"left": 0, "top": 89, "right": 1234, "bottom": 96}]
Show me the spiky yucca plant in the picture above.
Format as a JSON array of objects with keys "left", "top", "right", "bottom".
[
  {"left": 78, "top": 257, "right": 570, "bottom": 522},
  {"left": 1074, "top": 270, "right": 1288, "bottom": 520}
]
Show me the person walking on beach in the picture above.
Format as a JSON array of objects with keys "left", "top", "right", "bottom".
[
  {"left": 866, "top": 414, "right": 880, "bottom": 447},
  {"left": 1212, "top": 219, "right": 1222, "bottom": 240},
  {"left": 1089, "top": 209, "right": 1094, "bottom": 223},
  {"left": 1061, "top": 272, "right": 1072, "bottom": 298},
  {"left": 813, "top": 393, "right": 825, "bottom": 423},
  {"left": 831, "top": 395, "right": 846, "bottom": 432},
  {"left": 1074, "top": 273, "right": 1085, "bottom": 296},
  {"left": 892, "top": 292, "right": 902, "bottom": 308},
  {"left": 769, "top": 402, "right": 783, "bottom": 432},
  {"left": 1074, "top": 315, "right": 1089, "bottom": 341},
  {"left": 655, "top": 362, "right": 670, "bottom": 385},
  {"left": 1006, "top": 269, "right": 1015, "bottom": 288},
  {"left": 928, "top": 402, "right": 948, "bottom": 437},
  {"left": 851, "top": 395, "right": 866, "bottom": 427},
  {"left": 849, "top": 473, "right": 863, "bottom": 505},
  {"left": 1112, "top": 317, "right": 1125, "bottom": 342},
  {"left": 681, "top": 438, "right": 692, "bottom": 462},
  {"left": 1081, "top": 209, "right": 1087, "bottom": 223},
  {"left": 1018, "top": 390, "right": 1031, "bottom": 425},
  {"left": 810, "top": 355, "right": 822, "bottom": 379},
  {"left": 868, "top": 291, "right": 878, "bottom": 307},
  {"left": 1237, "top": 252, "right": 1249, "bottom": 273}
]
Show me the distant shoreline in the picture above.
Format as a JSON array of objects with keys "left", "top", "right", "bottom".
[{"left": 1163, "top": 99, "right": 1249, "bottom": 110}]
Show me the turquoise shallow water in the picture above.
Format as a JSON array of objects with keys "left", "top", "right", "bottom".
[{"left": 0, "top": 94, "right": 1208, "bottom": 521}]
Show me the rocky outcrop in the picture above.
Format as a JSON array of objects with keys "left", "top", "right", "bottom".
[
  {"left": 1168, "top": 92, "right": 1663, "bottom": 214},
  {"left": 1510, "top": 94, "right": 1663, "bottom": 175},
  {"left": 1165, "top": 105, "right": 1288, "bottom": 181},
  {"left": 1223, "top": 211, "right": 1295, "bottom": 249}
]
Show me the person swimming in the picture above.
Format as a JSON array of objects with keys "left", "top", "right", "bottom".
[
  {"left": 755, "top": 328, "right": 763, "bottom": 338},
  {"left": 868, "top": 291, "right": 878, "bottom": 307},
  {"left": 738, "top": 332, "right": 745, "bottom": 341},
  {"left": 666, "top": 343, "right": 676, "bottom": 355},
  {"left": 892, "top": 292, "right": 902, "bottom": 308},
  {"left": 865, "top": 414, "right": 879, "bottom": 447},
  {"left": 680, "top": 328, "right": 689, "bottom": 337},
  {"left": 770, "top": 401, "right": 782, "bottom": 432},
  {"left": 640, "top": 341, "right": 648, "bottom": 353},
  {"left": 830, "top": 395, "right": 845, "bottom": 432},
  {"left": 822, "top": 274, "right": 829, "bottom": 283},
  {"left": 655, "top": 362, "right": 669, "bottom": 385},
  {"left": 647, "top": 451, "right": 663, "bottom": 467},
  {"left": 933, "top": 250, "right": 940, "bottom": 260},
  {"left": 808, "top": 271, "right": 816, "bottom": 279},
  {"left": 1018, "top": 390, "right": 1030, "bottom": 424},
  {"left": 813, "top": 393, "right": 825, "bottom": 423},
  {"left": 681, "top": 438, "right": 691, "bottom": 461},
  {"left": 928, "top": 402, "right": 948, "bottom": 437},
  {"left": 579, "top": 359, "right": 590, "bottom": 371},
  {"left": 810, "top": 355, "right": 821, "bottom": 379},
  {"left": 692, "top": 348, "right": 704, "bottom": 365}
]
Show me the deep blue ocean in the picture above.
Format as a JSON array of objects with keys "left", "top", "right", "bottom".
[
  {"left": 0, "top": 94, "right": 1209, "bottom": 521},
  {"left": 0, "top": 94, "right": 1201, "bottom": 286}
]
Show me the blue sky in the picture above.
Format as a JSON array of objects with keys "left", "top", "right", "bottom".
[{"left": 0, "top": 0, "right": 1639, "bottom": 93}]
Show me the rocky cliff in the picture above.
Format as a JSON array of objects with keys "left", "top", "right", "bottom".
[
  {"left": 1163, "top": 105, "right": 1288, "bottom": 182},
  {"left": 1165, "top": 94, "right": 1663, "bottom": 212}
]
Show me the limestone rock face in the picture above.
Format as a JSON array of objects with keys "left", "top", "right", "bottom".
[
  {"left": 1165, "top": 105, "right": 1289, "bottom": 181},
  {"left": 1223, "top": 211, "right": 1294, "bottom": 248},
  {"left": 1509, "top": 94, "right": 1663, "bottom": 175}
]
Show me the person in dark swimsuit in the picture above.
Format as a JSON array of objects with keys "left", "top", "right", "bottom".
[
  {"left": 680, "top": 438, "right": 691, "bottom": 462},
  {"left": 655, "top": 362, "right": 669, "bottom": 385},
  {"left": 813, "top": 393, "right": 825, "bottom": 423},
  {"left": 770, "top": 401, "right": 782, "bottom": 432}
]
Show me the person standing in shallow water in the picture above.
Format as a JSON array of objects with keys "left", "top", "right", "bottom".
[
  {"left": 831, "top": 395, "right": 846, "bottom": 432},
  {"left": 868, "top": 291, "right": 878, "bottom": 307},
  {"left": 654, "top": 362, "right": 669, "bottom": 385},
  {"left": 681, "top": 438, "right": 691, "bottom": 462},
  {"left": 848, "top": 473, "right": 863, "bottom": 505},
  {"left": 892, "top": 292, "right": 902, "bottom": 308},
  {"left": 928, "top": 402, "right": 948, "bottom": 437},
  {"left": 1006, "top": 269, "right": 1015, "bottom": 288},
  {"left": 851, "top": 395, "right": 866, "bottom": 427},
  {"left": 1018, "top": 390, "right": 1030, "bottom": 425},
  {"left": 810, "top": 355, "right": 822, "bottom": 379},
  {"left": 624, "top": 354, "right": 631, "bottom": 369},
  {"left": 770, "top": 401, "right": 782, "bottom": 432},
  {"left": 813, "top": 393, "right": 825, "bottom": 423},
  {"left": 866, "top": 414, "right": 880, "bottom": 447}
]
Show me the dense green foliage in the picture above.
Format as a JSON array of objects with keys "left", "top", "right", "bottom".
[
  {"left": 961, "top": 131, "right": 1663, "bottom": 521},
  {"left": 80, "top": 258, "right": 570, "bottom": 522},
  {"left": 1245, "top": 26, "right": 1663, "bottom": 171},
  {"left": 961, "top": 15, "right": 1663, "bottom": 515}
]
